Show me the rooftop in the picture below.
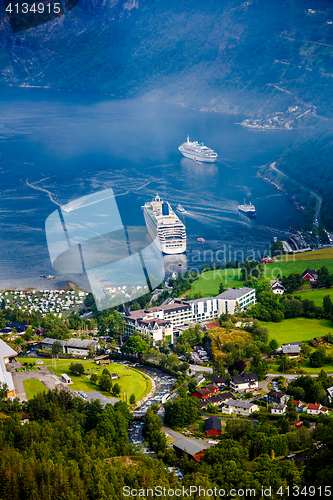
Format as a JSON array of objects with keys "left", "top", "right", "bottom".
[{"left": 216, "top": 287, "right": 255, "bottom": 300}]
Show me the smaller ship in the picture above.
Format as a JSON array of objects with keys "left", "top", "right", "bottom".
[
  {"left": 176, "top": 204, "right": 186, "bottom": 213},
  {"left": 40, "top": 274, "right": 56, "bottom": 279},
  {"left": 197, "top": 237, "right": 205, "bottom": 242},
  {"left": 238, "top": 200, "right": 256, "bottom": 218}
]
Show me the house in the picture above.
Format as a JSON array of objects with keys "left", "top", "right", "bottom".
[
  {"left": 61, "top": 374, "right": 71, "bottom": 384},
  {"left": 0, "top": 339, "right": 18, "bottom": 397},
  {"left": 191, "top": 384, "right": 219, "bottom": 400},
  {"left": 319, "top": 406, "right": 329, "bottom": 415},
  {"left": 326, "top": 386, "right": 333, "bottom": 404},
  {"left": 282, "top": 342, "right": 302, "bottom": 356},
  {"left": 211, "top": 377, "right": 226, "bottom": 387},
  {"left": 200, "top": 392, "right": 234, "bottom": 409},
  {"left": 173, "top": 437, "right": 207, "bottom": 462},
  {"left": 267, "top": 390, "right": 289, "bottom": 405},
  {"left": 5, "top": 322, "right": 27, "bottom": 334},
  {"left": 270, "top": 279, "right": 286, "bottom": 295},
  {"left": 221, "top": 400, "right": 259, "bottom": 416},
  {"left": 216, "top": 287, "right": 256, "bottom": 314},
  {"left": 230, "top": 373, "right": 258, "bottom": 393},
  {"left": 271, "top": 403, "right": 286, "bottom": 415},
  {"left": 195, "top": 373, "right": 205, "bottom": 385},
  {"left": 306, "top": 403, "right": 322, "bottom": 415},
  {"left": 20, "top": 414, "right": 30, "bottom": 425},
  {"left": 110, "top": 373, "right": 119, "bottom": 380},
  {"left": 205, "top": 416, "right": 222, "bottom": 437},
  {"left": 293, "top": 400, "right": 307, "bottom": 413},
  {"left": 302, "top": 268, "right": 318, "bottom": 283},
  {"left": 40, "top": 338, "right": 97, "bottom": 356}
]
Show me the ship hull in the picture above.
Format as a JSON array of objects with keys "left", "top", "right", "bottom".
[
  {"left": 238, "top": 208, "right": 256, "bottom": 218},
  {"left": 144, "top": 211, "right": 187, "bottom": 255},
  {"left": 179, "top": 148, "right": 217, "bottom": 163}
]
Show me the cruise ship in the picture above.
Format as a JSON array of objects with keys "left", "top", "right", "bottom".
[
  {"left": 238, "top": 200, "right": 256, "bottom": 217},
  {"left": 143, "top": 195, "right": 187, "bottom": 254},
  {"left": 178, "top": 135, "right": 218, "bottom": 162}
]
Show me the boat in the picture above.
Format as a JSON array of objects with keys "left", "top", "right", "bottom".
[
  {"left": 178, "top": 135, "right": 218, "bottom": 162},
  {"left": 197, "top": 238, "right": 205, "bottom": 242},
  {"left": 238, "top": 200, "right": 256, "bottom": 218},
  {"left": 176, "top": 204, "right": 186, "bottom": 213},
  {"left": 142, "top": 194, "right": 187, "bottom": 255}
]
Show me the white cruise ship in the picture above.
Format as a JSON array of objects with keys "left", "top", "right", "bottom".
[
  {"left": 143, "top": 195, "right": 187, "bottom": 255},
  {"left": 178, "top": 135, "right": 218, "bottom": 162}
]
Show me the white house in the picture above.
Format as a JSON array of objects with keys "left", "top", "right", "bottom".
[
  {"left": 230, "top": 373, "right": 258, "bottom": 393},
  {"left": 216, "top": 287, "right": 256, "bottom": 314},
  {"left": 271, "top": 403, "right": 286, "bottom": 415},
  {"left": 221, "top": 400, "right": 259, "bottom": 416},
  {"left": 270, "top": 279, "right": 286, "bottom": 295},
  {"left": 307, "top": 404, "right": 329, "bottom": 415},
  {"left": 282, "top": 342, "right": 302, "bottom": 356},
  {"left": 0, "top": 339, "right": 18, "bottom": 397}
]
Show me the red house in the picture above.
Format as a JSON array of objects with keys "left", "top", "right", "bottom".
[
  {"left": 191, "top": 383, "right": 219, "bottom": 400},
  {"left": 302, "top": 268, "right": 318, "bottom": 283},
  {"left": 205, "top": 416, "right": 222, "bottom": 437}
]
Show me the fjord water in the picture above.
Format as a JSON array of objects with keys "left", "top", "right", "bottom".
[{"left": 0, "top": 87, "right": 307, "bottom": 288}]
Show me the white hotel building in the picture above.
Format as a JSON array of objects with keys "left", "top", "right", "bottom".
[{"left": 123, "top": 287, "right": 256, "bottom": 343}]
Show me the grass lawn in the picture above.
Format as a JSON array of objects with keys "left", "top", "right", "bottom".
[
  {"left": 48, "top": 360, "right": 151, "bottom": 402},
  {"left": 23, "top": 379, "right": 46, "bottom": 399},
  {"left": 284, "top": 248, "right": 333, "bottom": 262},
  {"left": 292, "top": 288, "right": 333, "bottom": 306},
  {"left": 264, "top": 317, "right": 333, "bottom": 345},
  {"left": 190, "top": 268, "right": 244, "bottom": 297},
  {"left": 189, "top": 252, "right": 333, "bottom": 297}
]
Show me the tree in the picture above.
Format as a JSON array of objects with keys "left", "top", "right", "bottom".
[
  {"left": 129, "top": 393, "right": 136, "bottom": 405},
  {"left": 99, "top": 372, "right": 112, "bottom": 392},
  {"left": 90, "top": 373, "right": 98, "bottom": 384},
  {"left": 323, "top": 295, "right": 332, "bottom": 319},
  {"left": 286, "top": 396, "right": 297, "bottom": 423},
  {"left": 0, "top": 382, "right": 8, "bottom": 399},
  {"left": 69, "top": 363, "right": 85, "bottom": 376},
  {"left": 310, "top": 349, "right": 326, "bottom": 368},
  {"left": 228, "top": 360, "right": 246, "bottom": 375},
  {"left": 219, "top": 282, "right": 225, "bottom": 294},
  {"left": 270, "top": 240, "right": 284, "bottom": 258},
  {"left": 51, "top": 340, "right": 63, "bottom": 357},
  {"left": 188, "top": 379, "right": 198, "bottom": 393},
  {"left": 123, "top": 334, "right": 147, "bottom": 356},
  {"left": 112, "top": 382, "right": 121, "bottom": 396},
  {"left": 269, "top": 339, "right": 279, "bottom": 353},
  {"left": 24, "top": 327, "right": 33, "bottom": 341}
]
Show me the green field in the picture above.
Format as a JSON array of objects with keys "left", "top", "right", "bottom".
[
  {"left": 264, "top": 317, "right": 333, "bottom": 345},
  {"left": 23, "top": 379, "right": 46, "bottom": 399},
  {"left": 292, "top": 288, "right": 333, "bottom": 306},
  {"left": 48, "top": 360, "right": 151, "bottom": 402},
  {"left": 189, "top": 253, "right": 333, "bottom": 297},
  {"left": 190, "top": 268, "right": 244, "bottom": 297},
  {"left": 285, "top": 248, "right": 333, "bottom": 262}
]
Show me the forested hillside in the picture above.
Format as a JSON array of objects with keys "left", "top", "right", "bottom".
[
  {"left": 1, "top": 0, "right": 333, "bottom": 120},
  {"left": 276, "top": 132, "right": 333, "bottom": 230}
]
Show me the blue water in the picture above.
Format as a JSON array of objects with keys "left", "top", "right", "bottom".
[{"left": 0, "top": 87, "right": 308, "bottom": 289}]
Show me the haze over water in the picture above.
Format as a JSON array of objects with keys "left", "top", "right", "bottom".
[{"left": 0, "top": 87, "right": 308, "bottom": 289}]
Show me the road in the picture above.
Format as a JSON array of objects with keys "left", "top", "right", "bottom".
[
  {"left": 188, "top": 364, "right": 213, "bottom": 374},
  {"left": 12, "top": 366, "right": 63, "bottom": 401},
  {"left": 161, "top": 425, "right": 212, "bottom": 449}
]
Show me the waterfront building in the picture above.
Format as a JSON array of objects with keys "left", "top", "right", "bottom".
[
  {"left": 216, "top": 287, "right": 256, "bottom": 314},
  {"left": 0, "top": 339, "right": 18, "bottom": 397}
]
